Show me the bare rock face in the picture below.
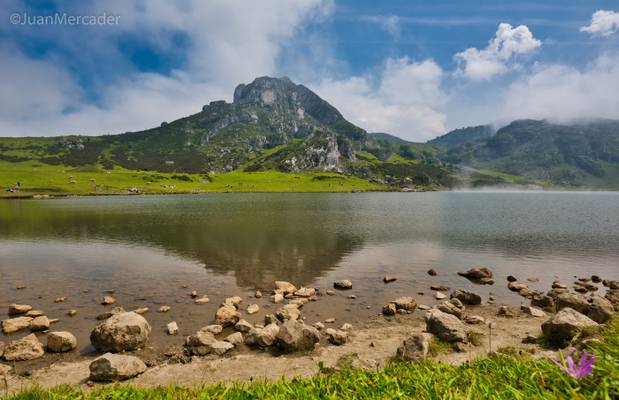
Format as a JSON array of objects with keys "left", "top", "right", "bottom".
[
  {"left": 425, "top": 309, "right": 468, "bottom": 343},
  {"left": 541, "top": 307, "right": 598, "bottom": 345},
  {"left": 47, "top": 331, "right": 77, "bottom": 353},
  {"left": 215, "top": 305, "right": 240, "bottom": 327},
  {"left": 89, "top": 353, "right": 147, "bottom": 382},
  {"left": 450, "top": 289, "right": 482, "bottom": 305},
  {"left": 277, "top": 320, "right": 320, "bottom": 352},
  {"left": 90, "top": 312, "right": 151, "bottom": 352},
  {"left": 396, "top": 333, "right": 430, "bottom": 362},
  {"left": 8, "top": 304, "right": 32, "bottom": 316},
  {"left": 3, "top": 334, "right": 45, "bottom": 361},
  {"left": 2, "top": 316, "right": 33, "bottom": 334}
]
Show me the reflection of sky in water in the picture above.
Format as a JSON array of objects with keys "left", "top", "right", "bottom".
[{"left": 1, "top": 192, "right": 618, "bottom": 350}]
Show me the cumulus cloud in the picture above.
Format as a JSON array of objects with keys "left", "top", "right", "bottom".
[
  {"left": 0, "top": 0, "right": 332, "bottom": 136},
  {"left": 580, "top": 10, "right": 619, "bottom": 37},
  {"left": 454, "top": 23, "right": 541, "bottom": 81},
  {"left": 500, "top": 53, "right": 619, "bottom": 122},
  {"left": 311, "top": 58, "right": 447, "bottom": 141}
]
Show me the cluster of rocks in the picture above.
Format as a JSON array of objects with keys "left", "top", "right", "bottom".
[{"left": 1, "top": 303, "right": 77, "bottom": 363}]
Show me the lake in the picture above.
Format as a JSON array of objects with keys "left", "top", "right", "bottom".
[{"left": 1, "top": 191, "right": 618, "bottom": 354}]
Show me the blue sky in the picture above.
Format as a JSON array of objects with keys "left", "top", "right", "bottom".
[{"left": 1, "top": 0, "right": 618, "bottom": 141}]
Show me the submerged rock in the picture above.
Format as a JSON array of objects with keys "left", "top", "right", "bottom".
[
  {"left": 90, "top": 312, "right": 151, "bottom": 352},
  {"left": 393, "top": 296, "right": 417, "bottom": 311},
  {"left": 89, "top": 353, "right": 147, "bottom": 381},
  {"left": 427, "top": 269, "right": 438, "bottom": 276},
  {"left": 30, "top": 316, "right": 50, "bottom": 332},
  {"left": 458, "top": 267, "right": 493, "bottom": 284},
  {"left": 383, "top": 276, "right": 397, "bottom": 283}
]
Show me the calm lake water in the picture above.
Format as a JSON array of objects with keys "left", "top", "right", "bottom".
[{"left": 1, "top": 192, "right": 618, "bottom": 354}]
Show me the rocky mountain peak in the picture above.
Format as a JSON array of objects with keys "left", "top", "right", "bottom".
[{"left": 233, "top": 76, "right": 297, "bottom": 106}]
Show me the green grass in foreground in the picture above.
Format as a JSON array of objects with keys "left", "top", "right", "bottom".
[
  {"left": 0, "top": 160, "right": 388, "bottom": 197},
  {"left": 9, "top": 319, "right": 619, "bottom": 399}
]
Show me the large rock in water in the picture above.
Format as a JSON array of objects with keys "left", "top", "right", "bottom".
[
  {"left": 2, "top": 316, "right": 33, "bottom": 334},
  {"left": 90, "top": 312, "right": 151, "bottom": 352},
  {"left": 450, "top": 289, "right": 482, "bottom": 305},
  {"left": 89, "top": 353, "right": 147, "bottom": 381},
  {"left": 458, "top": 267, "right": 493, "bottom": 284},
  {"left": 8, "top": 304, "right": 32, "bottom": 316},
  {"left": 215, "top": 305, "right": 240, "bottom": 327},
  {"left": 541, "top": 307, "right": 598, "bottom": 345},
  {"left": 396, "top": 333, "right": 430, "bottom": 362},
  {"left": 47, "top": 331, "right": 77, "bottom": 353},
  {"left": 277, "top": 320, "right": 320, "bottom": 352},
  {"left": 393, "top": 297, "right": 417, "bottom": 311},
  {"left": 3, "top": 334, "right": 45, "bottom": 361},
  {"left": 425, "top": 309, "right": 468, "bottom": 343}
]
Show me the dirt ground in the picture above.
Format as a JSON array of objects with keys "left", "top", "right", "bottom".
[{"left": 0, "top": 304, "right": 550, "bottom": 395}]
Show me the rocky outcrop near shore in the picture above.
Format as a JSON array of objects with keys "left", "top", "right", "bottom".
[{"left": 90, "top": 312, "right": 151, "bottom": 352}]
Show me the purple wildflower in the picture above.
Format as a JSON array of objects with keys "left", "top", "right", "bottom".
[{"left": 552, "top": 352, "right": 596, "bottom": 379}]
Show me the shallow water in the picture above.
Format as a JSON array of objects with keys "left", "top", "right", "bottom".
[{"left": 1, "top": 192, "right": 618, "bottom": 355}]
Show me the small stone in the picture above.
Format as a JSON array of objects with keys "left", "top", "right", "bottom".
[
  {"left": 90, "top": 312, "right": 151, "bottom": 352},
  {"left": 54, "top": 296, "right": 67, "bottom": 303},
  {"left": 418, "top": 304, "right": 430, "bottom": 310},
  {"left": 167, "top": 321, "right": 179, "bottom": 335},
  {"left": 223, "top": 296, "right": 243, "bottom": 308},
  {"left": 464, "top": 315, "right": 485, "bottom": 324},
  {"left": 215, "top": 305, "right": 240, "bottom": 327},
  {"left": 497, "top": 306, "right": 518, "bottom": 318},
  {"left": 591, "top": 275, "right": 602, "bottom": 283},
  {"left": 15, "top": 284, "right": 26, "bottom": 290},
  {"left": 325, "top": 317, "right": 336, "bottom": 323},
  {"left": 235, "top": 319, "right": 254, "bottom": 333},
  {"left": 427, "top": 269, "right": 437, "bottom": 276},
  {"left": 341, "top": 323, "right": 353, "bottom": 331},
  {"left": 382, "top": 303, "right": 397, "bottom": 316},
  {"left": 521, "top": 306, "right": 546, "bottom": 318},
  {"left": 101, "top": 296, "right": 116, "bottom": 305},
  {"left": 313, "top": 322, "right": 325, "bottom": 330},
  {"left": 89, "top": 353, "right": 147, "bottom": 381},
  {"left": 25, "top": 310, "right": 45, "bottom": 318},
  {"left": 202, "top": 324, "right": 223, "bottom": 335},
  {"left": 30, "top": 316, "right": 50, "bottom": 331},
  {"left": 507, "top": 275, "right": 517, "bottom": 282},
  {"left": 245, "top": 323, "right": 280, "bottom": 347},
  {"left": 2, "top": 316, "right": 33, "bottom": 334},
  {"left": 347, "top": 294, "right": 357, "bottom": 299},
  {"left": 522, "top": 334, "right": 538, "bottom": 344},
  {"left": 133, "top": 307, "right": 149, "bottom": 315},
  {"left": 434, "top": 292, "right": 447, "bottom": 300},
  {"left": 394, "top": 296, "right": 417, "bottom": 311},
  {"left": 527, "top": 277, "right": 539, "bottom": 283},
  {"left": 274, "top": 281, "right": 297, "bottom": 295},
  {"left": 277, "top": 304, "right": 301, "bottom": 321},
  {"left": 194, "top": 296, "right": 210, "bottom": 304},
  {"left": 225, "top": 332, "right": 244, "bottom": 346},
  {"left": 3, "top": 334, "right": 45, "bottom": 361},
  {"left": 508, "top": 281, "right": 528, "bottom": 292},
  {"left": 97, "top": 307, "right": 125, "bottom": 320},
  {"left": 438, "top": 300, "right": 465, "bottom": 319},
  {"left": 552, "top": 281, "right": 568, "bottom": 289},
  {"left": 211, "top": 341, "right": 234, "bottom": 355},
  {"left": 451, "top": 289, "right": 482, "bottom": 305},
  {"left": 458, "top": 267, "right": 493, "bottom": 281},
  {"left": 325, "top": 290, "right": 336, "bottom": 296},
  {"left": 247, "top": 304, "right": 260, "bottom": 314},
  {"left": 294, "top": 287, "right": 316, "bottom": 298},
  {"left": 325, "top": 328, "right": 348, "bottom": 345},
  {"left": 430, "top": 285, "right": 449, "bottom": 291},
  {"left": 47, "top": 331, "right": 77, "bottom": 352},
  {"left": 396, "top": 333, "right": 429, "bottom": 361},
  {"left": 264, "top": 314, "right": 278, "bottom": 325},
  {"left": 159, "top": 305, "right": 171, "bottom": 313},
  {"left": 383, "top": 276, "right": 397, "bottom": 283},
  {"left": 190, "top": 290, "right": 198, "bottom": 298},
  {"left": 9, "top": 304, "right": 33, "bottom": 316},
  {"left": 254, "top": 290, "right": 263, "bottom": 298},
  {"left": 272, "top": 293, "right": 284, "bottom": 303},
  {"left": 289, "top": 298, "right": 308, "bottom": 308},
  {"left": 334, "top": 280, "right": 353, "bottom": 290}
]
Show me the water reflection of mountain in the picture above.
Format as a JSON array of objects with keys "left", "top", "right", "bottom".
[
  {"left": 1, "top": 192, "right": 618, "bottom": 285},
  {"left": 0, "top": 196, "right": 366, "bottom": 288}
]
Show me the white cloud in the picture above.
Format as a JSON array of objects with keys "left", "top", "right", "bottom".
[
  {"left": 362, "top": 15, "right": 401, "bottom": 38},
  {"left": 454, "top": 23, "right": 541, "bottom": 81},
  {"left": 500, "top": 53, "right": 619, "bottom": 122},
  {"left": 0, "top": 0, "right": 332, "bottom": 136},
  {"left": 580, "top": 10, "right": 619, "bottom": 37},
  {"left": 311, "top": 58, "right": 447, "bottom": 141}
]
